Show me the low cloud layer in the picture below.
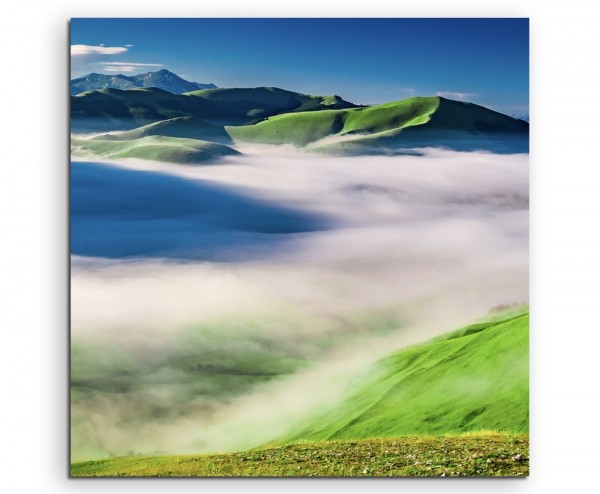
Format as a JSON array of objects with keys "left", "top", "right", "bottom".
[
  {"left": 99, "top": 61, "right": 163, "bottom": 73},
  {"left": 71, "top": 45, "right": 129, "bottom": 56},
  {"left": 71, "top": 147, "right": 529, "bottom": 460}
]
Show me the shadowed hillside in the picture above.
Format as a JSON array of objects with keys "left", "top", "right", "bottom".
[{"left": 71, "top": 86, "right": 358, "bottom": 131}]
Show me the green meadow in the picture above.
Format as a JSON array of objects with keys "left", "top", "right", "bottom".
[
  {"left": 286, "top": 310, "right": 528, "bottom": 442},
  {"left": 71, "top": 309, "right": 529, "bottom": 476}
]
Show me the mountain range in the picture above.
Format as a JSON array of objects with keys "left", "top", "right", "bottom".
[
  {"left": 70, "top": 69, "right": 216, "bottom": 95},
  {"left": 70, "top": 70, "right": 529, "bottom": 158}
]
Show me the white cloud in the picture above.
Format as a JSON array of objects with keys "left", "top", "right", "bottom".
[
  {"left": 70, "top": 44, "right": 128, "bottom": 56},
  {"left": 102, "top": 66, "right": 137, "bottom": 73},
  {"left": 99, "top": 62, "right": 162, "bottom": 67},
  {"left": 436, "top": 91, "right": 479, "bottom": 101},
  {"left": 71, "top": 44, "right": 132, "bottom": 77},
  {"left": 70, "top": 45, "right": 161, "bottom": 77},
  {"left": 100, "top": 62, "right": 163, "bottom": 73},
  {"left": 98, "top": 62, "right": 161, "bottom": 66}
]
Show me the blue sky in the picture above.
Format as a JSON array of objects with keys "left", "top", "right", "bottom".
[{"left": 71, "top": 18, "right": 529, "bottom": 115}]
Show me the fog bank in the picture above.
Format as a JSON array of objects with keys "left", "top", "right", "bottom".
[{"left": 71, "top": 148, "right": 528, "bottom": 460}]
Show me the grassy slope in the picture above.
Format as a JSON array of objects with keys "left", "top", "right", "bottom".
[
  {"left": 227, "top": 97, "right": 440, "bottom": 146},
  {"left": 91, "top": 117, "right": 233, "bottom": 144},
  {"left": 71, "top": 309, "right": 529, "bottom": 476},
  {"left": 227, "top": 96, "right": 529, "bottom": 153},
  {"left": 73, "top": 92, "right": 528, "bottom": 153},
  {"left": 71, "top": 135, "right": 240, "bottom": 164},
  {"left": 347, "top": 97, "right": 529, "bottom": 153},
  {"left": 287, "top": 311, "right": 528, "bottom": 442},
  {"left": 71, "top": 434, "right": 529, "bottom": 477}
]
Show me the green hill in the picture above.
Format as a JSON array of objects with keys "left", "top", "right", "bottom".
[
  {"left": 227, "top": 96, "right": 528, "bottom": 153},
  {"left": 72, "top": 90, "right": 527, "bottom": 153},
  {"left": 91, "top": 117, "right": 233, "bottom": 144},
  {"left": 227, "top": 97, "right": 438, "bottom": 146},
  {"left": 183, "top": 86, "right": 356, "bottom": 119},
  {"left": 71, "top": 86, "right": 357, "bottom": 131},
  {"left": 286, "top": 310, "right": 529, "bottom": 442},
  {"left": 71, "top": 135, "right": 240, "bottom": 164},
  {"left": 71, "top": 87, "right": 218, "bottom": 131}
]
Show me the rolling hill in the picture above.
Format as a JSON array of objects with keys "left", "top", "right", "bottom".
[
  {"left": 227, "top": 96, "right": 439, "bottom": 146},
  {"left": 71, "top": 87, "right": 226, "bottom": 131},
  {"left": 227, "top": 96, "right": 529, "bottom": 153},
  {"left": 75, "top": 94, "right": 528, "bottom": 154},
  {"left": 71, "top": 135, "right": 239, "bottom": 164},
  {"left": 71, "top": 69, "right": 216, "bottom": 95},
  {"left": 286, "top": 309, "right": 529, "bottom": 442},
  {"left": 71, "top": 86, "right": 358, "bottom": 131},
  {"left": 182, "top": 87, "right": 357, "bottom": 120},
  {"left": 90, "top": 117, "right": 233, "bottom": 144}
]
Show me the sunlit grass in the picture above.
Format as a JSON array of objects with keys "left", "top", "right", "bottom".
[{"left": 71, "top": 433, "right": 529, "bottom": 477}]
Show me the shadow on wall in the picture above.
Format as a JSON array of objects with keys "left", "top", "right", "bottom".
[{"left": 71, "top": 162, "right": 328, "bottom": 260}]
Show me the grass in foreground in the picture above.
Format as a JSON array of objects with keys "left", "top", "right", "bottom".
[{"left": 71, "top": 433, "right": 528, "bottom": 477}]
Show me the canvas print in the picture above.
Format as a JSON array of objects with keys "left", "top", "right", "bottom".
[{"left": 70, "top": 18, "right": 529, "bottom": 477}]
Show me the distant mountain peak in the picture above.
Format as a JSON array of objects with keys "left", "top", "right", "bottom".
[{"left": 70, "top": 69, "right": 217, "bottom": 95}]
